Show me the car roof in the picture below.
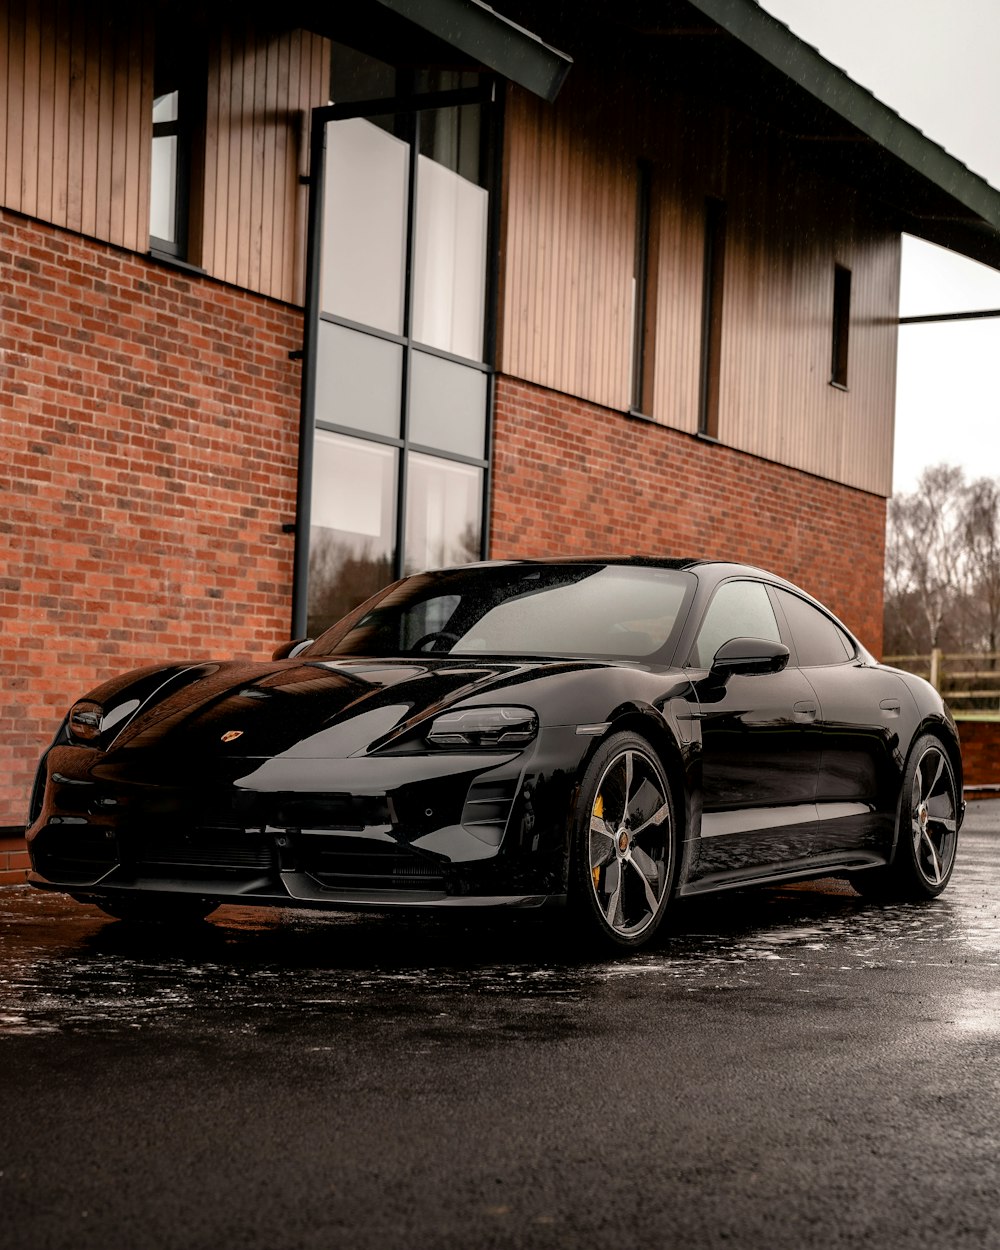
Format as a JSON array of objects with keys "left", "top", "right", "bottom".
[{"left": 458, "top": 555, "right": 796, "bottom": 585}]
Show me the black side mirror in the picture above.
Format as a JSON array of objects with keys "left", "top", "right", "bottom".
[
  {"left": 710, "top": 636, "right": 789, "bottom": 679},
  {"left": 271, "top": 638, "right": 312, "bottom": 661}
]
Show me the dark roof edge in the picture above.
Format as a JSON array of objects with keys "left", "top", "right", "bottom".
[
  {"left": 373, "top": 0, "right": 573, "bottom": 102},
  {"left": 687, "top": 0, "right": 1000, "bottom": 231}
]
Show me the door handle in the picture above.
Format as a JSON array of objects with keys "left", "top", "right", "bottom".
[
  {"left": 793, "top": 700, "right": 817, "bottom": 721},
  {"left": 879, "top": 699, "right": 901, "bottom": 717}
]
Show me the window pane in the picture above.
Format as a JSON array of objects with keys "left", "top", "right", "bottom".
[
  {"left": 416, "top": 90, "right": 482, "bottom": 181},
  {"left": 776, "top": 589, "right": 854, "bottom": 667},
  {"left": 692, "top": 580, "right": 781, "bottom": 667},
  {"left": 153, "top": 91, "right": 178, "bottom": 124},
  {"left": 411, "top": 151, "right": 488, "bottom": 360},
  {"left": 150, "top": 133, "right": 178, "bottom": 242},
  {"left": 308, "top": 431, "right": 397, "bottom": 636},
  {"left": 404, "top": 453, "right": 482, "bottom": 575},
  {"left": 315, "top": 322, "right": 402, "bottom": 438},
  {"left": 311, "top": 565, "right": 696, "bottom": 661},
  {"left": 321, "top": 117, "right": 409, "bottom": 334},
  {"left": 408, "top": 352, "right": 487, "bottom": 459},
  {"left": 452, "top": 566, "right": 692, "bottom": 658}
]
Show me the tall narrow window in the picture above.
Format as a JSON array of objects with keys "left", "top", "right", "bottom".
[
  {"left": 299, "top": 65, "right": 495, "bottom": 638},
  {"left": 150, "top": 88, "right": 187, "bottom": 256},
  {"left": 698, "top": 197, "right": 726, "bottom": 438},
  {"left": 630, "top": 160, "right": 656, "bottom": 414},
  {"left": 831, "top": 264, "right": 852, "bottom": 388},
  {"left": 150, "top": 35, "right": 204, "bottom": 263}
]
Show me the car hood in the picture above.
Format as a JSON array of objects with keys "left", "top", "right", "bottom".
[{"left": 92, "top": 656, "right": 607, "bottom": 761}]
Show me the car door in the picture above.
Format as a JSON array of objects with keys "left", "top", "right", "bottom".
[
  {"left": 685, "top": 578, "right": 822, "bottom": 886},
  {"left": 772, "top": 587, "right": 910, "bottom": 861}
]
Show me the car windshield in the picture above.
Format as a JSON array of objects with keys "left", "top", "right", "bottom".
[{"left": 304, "top": 564, "right": 696, "bottom": 662}]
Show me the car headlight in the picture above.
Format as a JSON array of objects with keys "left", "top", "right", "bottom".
[
  {"left": 67, "top": 700, "right": 103, "bottom": 743},
  {"left": 425, "top": 706, "right": 538, "bottom": 749}
]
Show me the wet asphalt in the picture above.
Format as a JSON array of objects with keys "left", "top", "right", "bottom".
[{"left": 2, "top": 805, "right": 1000, "bottom": 1250}]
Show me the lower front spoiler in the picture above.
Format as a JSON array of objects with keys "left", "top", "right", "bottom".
[{"left": 27, "top": 869, "right": 559, "bottom": 913}]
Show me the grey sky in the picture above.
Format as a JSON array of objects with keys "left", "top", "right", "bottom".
[{"left": 757, "top": 0, "right": 1000, "bottom": 494}]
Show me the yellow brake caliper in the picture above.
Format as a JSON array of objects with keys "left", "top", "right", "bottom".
[{"left": 592, "top": 793, "right": 604, "bottom": 889}]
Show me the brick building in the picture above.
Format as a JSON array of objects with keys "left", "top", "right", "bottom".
[{"left": 3, "top": 0, "right": 1000, "bottom": 832}]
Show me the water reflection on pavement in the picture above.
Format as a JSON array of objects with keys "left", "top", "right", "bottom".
[{"left": 2, "top": 804, "right": 998, "bottom": 1040}]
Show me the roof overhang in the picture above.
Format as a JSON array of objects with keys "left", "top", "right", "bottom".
[
  {"left": 493, "top": 0, "right": 1000, "bottom": 270},
  {"left": 681, "top": 0, "right": 1000, "bottom": 269},
  {"left": 373, "top": 0, "right": 572, "bottom": 102}
]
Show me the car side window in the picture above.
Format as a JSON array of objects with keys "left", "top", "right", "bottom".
[
  {"left": 691, "top": 580, "right": 782, "bottom": 668},
  {"left": 775, "top": 588, "right": 854, "bottom": 666}
]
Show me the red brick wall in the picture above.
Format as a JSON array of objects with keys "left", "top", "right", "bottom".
[
  {"left": 490, "top": 376, "right": 887, "bottom": 652},
  {"left": 956, "top": 721, "right": 1000, "bottom": 789},
  {"left": 1, "top": 209, "right": 302, "bottom": 826}
]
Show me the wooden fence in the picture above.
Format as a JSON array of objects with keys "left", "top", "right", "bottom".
[{"left": 882, "top": 650, "right": 1000, "bottom": 718}]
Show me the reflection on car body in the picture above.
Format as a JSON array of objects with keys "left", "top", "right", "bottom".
[{"left": 26, "top": 558, "right": 964, "bottom": 948}]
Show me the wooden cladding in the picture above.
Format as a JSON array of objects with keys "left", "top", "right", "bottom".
[
  {"left": 0, "top": 0, "right": 153, "bottom": 251},
  {"left": 0, "top": 1, "right": 329, "bottom": 303},
  {"left": 500, "top": 75, "right": 901, "bottom": 498},
  {"left": 203, "top": 24, "right": 329, "bottom": 304}
]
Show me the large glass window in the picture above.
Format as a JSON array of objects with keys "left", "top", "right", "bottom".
[
  {"left": 301, "top": 66, "right": 493, "bottom": 638},
  {"left": 321, "top": 117, "right": 409, "bottom": 335},
  {"left": 308, "top": 432, "right": 397, "bottom": 638},
  {"left": 404, "top": 454, "right": 483, "bottom": 575}
]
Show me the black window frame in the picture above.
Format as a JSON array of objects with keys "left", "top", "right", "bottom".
[
  {"left": 629, "top": 158, "right": 656, "bottom": 417},
  {"left": 293, "top": 80, "right": 502, "bottom": 639},
  {"left": 698, "top": 197, "right": 726, "bottom": 439},
  {"left": 830, "top": 263, "right": 852, "bottom": 390}
]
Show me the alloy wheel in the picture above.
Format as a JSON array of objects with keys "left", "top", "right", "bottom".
[
  {"left": 909, "top": 744, "right": 958, "bottom": 888},
  {"left": 588, "top": 747, "right": 672, "bottom": 940}
]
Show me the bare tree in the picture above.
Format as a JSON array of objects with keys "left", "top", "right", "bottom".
[
  {"left": 884, "top": 464, "right": 968, "bottom": 654},
  {"left": 962, "top": 477, "right": 1000, "bottom": 662}
]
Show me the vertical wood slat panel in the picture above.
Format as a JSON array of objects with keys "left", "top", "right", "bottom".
[
  {"left": 269, "top": 32, "right": 289, "bottom": 300},
  {"left": 501, "top": 74, "right": 900, "bottom": 497},
  {"left": 0, "top": 1, "right": 8, "bottom": 192},
  {"left": 1, "top": 0, "right": 149, "bottom": 249},
  {"left": 51, "top": 0, "right": 71, "bottom": 224},
  {"left": 35, "top": 0, "right": 55, "bottom": 222},
  {"left": 108, "top": 9, "right": 128, "bottom": 246},
  {"left": 1, "top": 5, "right": 326, "bottom": 304},
  {"left": 199, "top": 21, "right": 326, "bottom": 303},
  {"left": 20, "top": 0, "right": 39, "bottom": 218},
  {"left": 6, "top": 0, "right": 25, "bottom": 212},
  {"left": 282, "top": 29, "right": 302, "bottom": 307}
]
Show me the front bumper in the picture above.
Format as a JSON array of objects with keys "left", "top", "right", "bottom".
[{"left": 26, "top": 731, "right": 585, "bottom": 911}]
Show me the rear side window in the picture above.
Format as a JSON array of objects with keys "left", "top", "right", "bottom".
[
  {"left": 690, "top": 580, "right": 782, "bottom": 667},
  {"left": 775, "top": 589, "right": 854, "bottom": 667}
]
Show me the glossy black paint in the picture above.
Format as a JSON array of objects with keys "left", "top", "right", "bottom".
[{"left": 26, "top": 559, "right": 964, "bottom": 928}]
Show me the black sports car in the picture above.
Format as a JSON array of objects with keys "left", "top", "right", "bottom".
[{"left": 26, "top": 559, "right": 964, "bottom": 948}]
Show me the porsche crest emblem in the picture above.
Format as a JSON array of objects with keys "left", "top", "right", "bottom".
[{"left": 221, "top": 730, "right": 244, "bottom": 743}]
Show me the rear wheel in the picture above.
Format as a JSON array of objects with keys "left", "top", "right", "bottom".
[
  {"left": 851, "top": 734, "right": 959, "bottom": 901},
  {"left": 93, "top": 894, "right": 219, "bottom": 925},
  {"left": 571, "top": 732, "right": 677, "bottom": 949}
]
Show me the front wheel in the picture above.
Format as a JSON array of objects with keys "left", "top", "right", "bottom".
[
  {"left": 570, "top": 732, "right": 677, "bottom": 949},
  {"left": 851, "top": 734, "right": 959, "bottom": 901}
]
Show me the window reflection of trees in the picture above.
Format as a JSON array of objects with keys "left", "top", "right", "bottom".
[{"left": 307, "top": 529, "right": 393, "bottom": 639}]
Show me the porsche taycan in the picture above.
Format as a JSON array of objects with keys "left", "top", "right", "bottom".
[{"left": 26, "top": 559, "right": 964, "bottom": 947}]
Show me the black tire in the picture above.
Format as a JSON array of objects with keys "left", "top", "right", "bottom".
[
  {"left": 570, "top": 731, "right": 678, "bottom": 949},
  {"left": 93, "top": 894, "right": 219, "bottom": 925},
  {"left": 850, "top": 734, "right": 959, "bottom": 902}
]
